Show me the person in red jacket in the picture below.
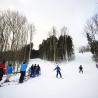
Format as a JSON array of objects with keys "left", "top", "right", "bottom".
[{"left": 0, "top": 61, "right": 6, "bottom": 81}]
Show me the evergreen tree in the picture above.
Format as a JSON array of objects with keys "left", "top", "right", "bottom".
[{"left": 39, "top": 27, "right": 74, "bottom": 62}]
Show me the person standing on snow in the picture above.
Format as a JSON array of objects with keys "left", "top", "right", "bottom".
[
  {"left": 96, "top": 63, "right": 98, "bottom": 68},
  {"left": 0, "top": 61, "right": 6, "bottom": 81},
  {"left": 54, "top": 64, "right": 62, "bottom": 78},
  {"left": 30, "top": 64, "right": 35, "bottom": 77},
  {"left": 19, "top": 61, "right": 27, "bottom": 83},
  {"left": 4, "top": 64, "right": 13, "bottom": 82},
  {"left": 79, "top": 65, "right": 83, "bottom": 74}
]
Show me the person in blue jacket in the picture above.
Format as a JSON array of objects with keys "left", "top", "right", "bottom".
[
  {"left": 19, "top": 61, "right": 27, "bottom": 83},
  {"left": 54, "top": 64, "right": 62, "bottom": 78},
  {"left": 4, "top": 64, "right": 13, "bottom": 82}
]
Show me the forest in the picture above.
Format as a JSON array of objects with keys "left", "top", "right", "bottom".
[{"left": 0, "top": 10, "right": 98, "bottom": 69}]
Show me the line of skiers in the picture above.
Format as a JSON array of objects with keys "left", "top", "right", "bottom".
[
  {"left": 0, "top": 60, "right": 84, "bottom": 84},
  {"left": 30, "top": 64, "right": 41, "bottom": 77},
  {"left": 0, "top": 61, "right": 41, "bottom": 84},
  {"left": 19, "top": 62, "right": 41, "bottom": 83}
]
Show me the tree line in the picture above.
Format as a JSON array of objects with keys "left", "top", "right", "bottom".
[
  {"left": 0, "top": 10, "right": 34, "bottom": 66},
  {"left": 39, "top": 27, "right": 74, "bottom": 62},
  {"left": 84, "top": 13, "right": 98, "bottom": 62},
  {"left": 0, "top": 9, "right": 98, "bottom": 66}
]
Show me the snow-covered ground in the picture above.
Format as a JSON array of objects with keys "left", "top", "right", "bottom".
[{"left": 0, "top": 52, "right": 98, "bottom": 98}]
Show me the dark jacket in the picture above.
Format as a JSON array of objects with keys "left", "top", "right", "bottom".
[{"left": 54, "top": 65, "right": 61, "bottom": 72}]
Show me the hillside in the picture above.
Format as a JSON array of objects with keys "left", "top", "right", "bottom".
[{"left": 0, "top": 52, "right": 98, "bottom": 98}]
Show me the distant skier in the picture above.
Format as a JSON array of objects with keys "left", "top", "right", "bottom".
[
  {"left": 33, "top": 64, "right": 37, "bottom": 77},
  {"left": 96, "top": 63, "right": 98, "bottom": 68},
  {"left": 19, "top": 61, "right": 27, "bottom": 83},
  {"left": 79, "top": 65, "right": 83, "bottom": 73},
  {"left": 54, "top": 64, "right": 62, "bottom": 78}
]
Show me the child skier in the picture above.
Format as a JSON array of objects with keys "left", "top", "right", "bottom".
[{"left": 54, "top": 64, "right": 62, "bottom": 78}]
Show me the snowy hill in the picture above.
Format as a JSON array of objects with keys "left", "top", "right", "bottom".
[{"left": 0, "top": 52, "right": 98, "bottom": 98}]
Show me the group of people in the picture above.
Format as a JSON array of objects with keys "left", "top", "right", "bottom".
[
  {"left": 0, "top": 61, "right": 41, "bottom": 84},
  {"left": 19, "top": 62, "right": 41, "bottom": 83},
  {"left": 30, "top": 64, "right": 41, "bottom": 77},
  {"left": 0, "top": 61, "right": 13, "bottom": 82},
  {"left": 0, "top": 60, "right": 84, "bottom": 84}
]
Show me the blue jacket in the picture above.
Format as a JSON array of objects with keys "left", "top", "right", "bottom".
[
  {"left": 7, "top": 66, "right": 13, "bottom": 74},
  {"left": 20, "top": 64, "right": 27, "bottom": 71}
]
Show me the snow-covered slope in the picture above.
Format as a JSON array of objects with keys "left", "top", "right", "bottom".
[{"left": 0, "top": 52, "right": 98, "bottom": 98}]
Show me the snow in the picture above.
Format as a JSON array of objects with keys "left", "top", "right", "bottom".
[{"left": 0, "top": 52, "right": 98, "bottom": 98}]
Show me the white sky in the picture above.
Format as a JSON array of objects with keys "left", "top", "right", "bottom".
[{"left": 0, "top": 0, "right": 98, "bottom": 50}]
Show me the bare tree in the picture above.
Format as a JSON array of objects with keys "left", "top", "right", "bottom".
[
  {"left": 0, "top": 10, "right": 29, "bottom": 52},
  {"left": 0, "top": 12, "right": 10, "bottom": 51},
  {"left": 61, "top": 26, "right": 68, "bottom": 36},
  {"left": 0, "top": 10, "right": 35, "bottom": 64},
  {"left": 28, "top": 24, "right": 35, "bottom": 60},
  {"left": 84, "top": 14, "right": 98, "bottom": 54}
]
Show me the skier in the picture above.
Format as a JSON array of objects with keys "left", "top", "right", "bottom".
[
  {"left": 96, "top": 63, "right": 98, "bottom": 68},
  {"left": 0, "top": 61, "right": 6, "bottom": 81},
  {"left": 79, "top": 65, "right": 83, "bottom": 73},
  {"left": 30, "top": 64, "right": 35, "bottom": 77},
  {"left": 54, "top": 64, "right": 62, "bottom": 78},
  {"left": 4, "top": 64, "right": 13, "bottom": 82},
  {"left": 19, "top": 61, "right": 27, "bottom": 83},
  {"left": 33, "top": 64, "right": 37, "bottom": 77},
  {"left": 0, "top": 66, "right": 3, "bottom": 81},
  {"left": 36, "top": 64, "right": 41, "bottom": 76}
]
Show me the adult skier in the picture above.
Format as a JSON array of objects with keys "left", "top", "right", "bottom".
[
  {"left": 19, "top": 61, "right": 27, "bottom": 83},
  {"left": 0, "top": 61, "right": 6, "bottom": 81},
  {"left": 79, "top": 65, "right": 83, "bottom": 73},
  {"left": 36, "top": 64, "right": 41, "bottom": 76}
]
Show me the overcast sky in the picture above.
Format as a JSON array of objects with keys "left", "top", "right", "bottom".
[{"left": 0, "top": 0, "right": 98, "bottom": 50}]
